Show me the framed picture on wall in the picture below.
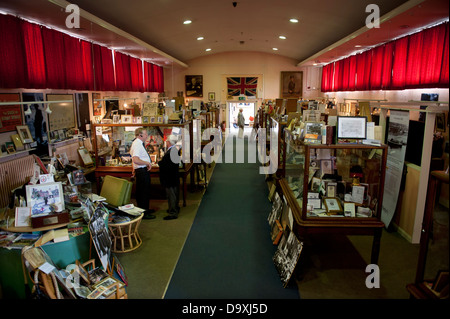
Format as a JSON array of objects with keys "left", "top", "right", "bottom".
[
  {"left": 280, "top": 71, "right": 302, "bottom": 99},
  {"left": 16, "top": 125, "right": 33, "bottom": 144},
  {"left": 185, "top": 75, "right": 203, "bottom": 97}
]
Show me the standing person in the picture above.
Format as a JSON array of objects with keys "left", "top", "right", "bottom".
[
  {"left": 130, "top": 127, "right": 155, "bottom": 219},
  {"left": 237, "top": 108, "right": 245, "bottom": 138},
  {"left": 158, "top": 135, "right": 181, "bottom": 220}
]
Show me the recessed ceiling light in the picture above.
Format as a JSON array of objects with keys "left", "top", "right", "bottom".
[
  {"left": 197, "top": 36, "right": 204, "bottom": 40},
  {"left": 279, "top": 35, "right": 286, "bottom": 40},
  {"left": 355, "top": 45, "right": 362, "bottom": 47},
  {"left": 290, "top": 18, "right": 299, "bottom": 23},
  {"left": 183, "top": 20, "right": 192, "bottom": 24},
  {"left": 205, "top": 48, "right": 211, "bottom": 51},
  {"left": 272, "top": 48, "right": 278, "bottom": 51}
]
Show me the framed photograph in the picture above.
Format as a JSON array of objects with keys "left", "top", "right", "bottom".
[
  {"left": 156, "top": 116, "right": 163, "bottom": 124},
  {"left": 121, "top": 115, "right": 132, "bottom": 124},
  {"left": 185, "top": 75, "right": 203, "bottom": 97},
  {"left": 142, "top": 116, "right": 149, "bottom": 124},
  {"left": 16, "top": 125, "right": 33, "bottom": 144},
  {"left": 343, "top": 202, "right": 356, "bottom": 217},
  {"left": 112, "top": 114, "right": 120, "bottom": 124},
  {"left": 280, "top": 71, "right": 302, "bottom": 99},
  {"left": 208, "top": 92, "right": 215, "bottom": 101},
  {"left": 5, "top": 142, "right": 15, "bottom": 154},
  {"left": 326, "top": 182, "right": 337, "bottom": 198},
  {"left": 25, "top": 182, "right": 65, "bottom": 216},
  {"left": 320, "top": 159, "right": 333, "bottom": 175},
  {"left": 304, "top": 121, "right": 323, "bottom": 135},
  {"left": 337, "top": 116, "right": 367, "bottom": 139},
  {"left": 323, "top": 197, "right": 343, "bottom": 214},
  {"left": 150, "top": 116, "right": 156, "bottom": 123}
]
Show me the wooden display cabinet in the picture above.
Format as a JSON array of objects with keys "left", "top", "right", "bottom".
[
  {"left": 280, "top": 128, "right": 388, "bottom": 263},
  {"left": 91, "top": 121, "right": 193, "bottom": 206}
]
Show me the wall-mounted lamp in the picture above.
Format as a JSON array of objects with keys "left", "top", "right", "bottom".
[
  {"left": 45, "top": 104, "right": 52, "bottom": 114},
  {"left": 24, "top": 104, "right": 32, "bottom": 116}
]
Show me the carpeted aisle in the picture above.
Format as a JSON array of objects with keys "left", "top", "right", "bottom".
[{"left": 164, "top": 132, "right": 299, "bottom": 299}]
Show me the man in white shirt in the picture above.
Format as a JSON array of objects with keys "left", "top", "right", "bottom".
[{"left": 130, "top": 127, "right": 155, "bottom": 219}]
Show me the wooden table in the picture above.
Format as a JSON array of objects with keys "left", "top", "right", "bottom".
[{"left": 94, "top": 163, "right": 193, "bottom": 207}]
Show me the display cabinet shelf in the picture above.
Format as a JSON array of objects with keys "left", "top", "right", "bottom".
[{"left": 279, "top": 128, "right": 388, "bottom": 263}]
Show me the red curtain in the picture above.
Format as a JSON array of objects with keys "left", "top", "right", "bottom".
[
  {"left": 321, "top": 63, "right": 334, "bottom": 92},
  {"left": 439, "top": 22, "right": 449, "bottom": 85},
  {"left": 114, "top": 51, "right": 132, "bottom": 91},
  {"left": 80, "top": 40, "right": 94, "bottom": 90},
  {"left": 21, "top": 21, "right": 46, "bottom": 89},
  {"left": 420, "top": 22, "right": 447, "bottom": 87},
  {"left": 355, "top": 50, "right": 372, "bottom": 90},
  {"left": 333, "top": 60, "right": 343, "bottom": 92},
  {"left": 391, "top": 36, "right": 409, "bottom": 89},
  {"left": 321, "top": 22, "right": 448, "bottom": 91},
  {"left": 405, "top": 31, "right": 424, "bottom": 88},
  {"left": 144, "top": 62, "right": 164, "bottom": 92},
  {"left": 130, "top": 56, "right": 144, "bottom": 92},
  {"left": 0, "top": 14, "right": 27, "bottom": 88},
  {"left": 42, "top": 27, "right": 66, "bottom": 89},
  {"left": 381, "top": 42, "right": 394, "bottom": 89},
  {"left": 369, "top": 45, "right": 384, "bottom": 90},
  {"left": 93, "top": 43, "right": 115, "bottom": 91}
]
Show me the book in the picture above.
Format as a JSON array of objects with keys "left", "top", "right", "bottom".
[{"left": 35, "top": 228, "right": 70, "bottom": 247}]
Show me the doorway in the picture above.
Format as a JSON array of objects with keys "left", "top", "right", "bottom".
[{"left": 227, "top": 101, "right": 256, "bottom": 129}]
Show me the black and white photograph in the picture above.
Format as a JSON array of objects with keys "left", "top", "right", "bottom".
[
  {"left": 88, "top": 204, "right": 112, "bottom": 271},
  {"left": 273, "top": 229, "right": 303, "bottom": 287}
]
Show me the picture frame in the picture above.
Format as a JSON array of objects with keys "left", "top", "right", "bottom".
[
  {"left": 326, "top": 182, "right": 337, "bottom": 198},
  {"left": 337, "top": 116, "right": 367, "bottom": 139},
  {"left": 0, "top": 93, "right": 22, "bottom": 133},
  {"left": 16, "top": 125, "right": 33, "bottom": 144},
  {"left": 280, "top": 71, "right": 302, "bottom": 99},
  {"left": 208, "top": 92, "right": 215, "bottom": 101},
  {"left": 112, "top": 114, "right": 120, "bottom": 124},
  {"left": 304, "top": 121, "right": 323, "bottom": 135},
  {"left": 323, "top": 197, "right": 343, "bottom": 215},
  {"left": 5, "top": 142, "right": 15, "bottom": 154},
  {"left": 320, "top": 159, "right": 333, "bottom": 175},
  {"left": 25, "top": 182, "right": 65, "bottom": 216},
  {"left": 121, "top": 115, "right": 132, "bottom": 124},
  {"left": 185, "top": 75, "right": 203, "bottom": 97},
  {"left": 343, "top": 202, "right": 356, "bottom": 217},
  {"left": 75, "top": 260, "right": 90, "bottom": 285}
]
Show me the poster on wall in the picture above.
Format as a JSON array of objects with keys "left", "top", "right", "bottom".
[
  {"left": 22, "top": 93, "right": 49, "bottom": 156},
  {"left": 381, "top": 110, "right": 410, "bottom": 228},
  {"left": 185, "top": 75, "right": 203, "bottom": 97},
  {"left": 0, "top": 93, "right": 22, "bottom": 133},
  {"left": 46, "top": 94, "right": 75, "bottom": 131},
  {"left": 280, "top": 71, "right": 302, "bottom": 99},
  {"left": 92, "top": 92, "right": 102, "bottom": 116}
]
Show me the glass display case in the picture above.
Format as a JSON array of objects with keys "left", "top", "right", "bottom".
[
  {"left": 91, "top": 121, "right": 193, "bottom": 206},
  {"left": 280, "top": 128, "right": 388, "bottom": 263}
]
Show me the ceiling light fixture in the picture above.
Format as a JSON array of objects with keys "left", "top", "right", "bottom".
[
  {"left": 183, "top": 20, "right": 192, "bottom": 25},
  {"left": 205, "top": 48, "right": 211, "bottom": 51},
  {"left": 279, "top": 35, "right": 286, "bottom": 40},
  {"left": 45, "top": 104, "right": 52, "bottom": 114},
  {"left": 197, "top": 36, "right": 204, "bottom": 40},
  {"left": 290, "top": 18, "right": 299, "bottom": 23},
  {"left": 272, "top": 48, "right": 278, "bottom": 51}
]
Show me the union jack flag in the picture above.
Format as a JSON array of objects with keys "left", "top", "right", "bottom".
[{"left": 227, "top": 77, "right": 258, "bottom": 96}]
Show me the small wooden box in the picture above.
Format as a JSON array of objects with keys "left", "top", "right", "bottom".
[{"left": 32, "top": 211, "right": 70, "bottom": 228}]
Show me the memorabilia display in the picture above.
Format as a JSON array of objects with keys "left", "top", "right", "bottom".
[{"left": 283, "top": 128, "right": 387, "bottom": 220}]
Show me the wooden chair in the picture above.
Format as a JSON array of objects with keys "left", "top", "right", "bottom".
[{"left": 108, "top": 213, "right": 144, "bottom": 253}]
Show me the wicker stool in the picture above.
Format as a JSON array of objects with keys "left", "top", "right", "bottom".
[{"left": 108, "top": 213, "right": 143, "bottom": 253}]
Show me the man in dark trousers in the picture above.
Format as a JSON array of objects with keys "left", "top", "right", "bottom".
[
  {"left": 130, "top": 127, "right": 155, "bottom": 219},
  {"left": 159, "top": 134, "right": 181, "bottom": 220}
]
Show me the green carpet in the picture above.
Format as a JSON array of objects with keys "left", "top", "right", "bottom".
[{"left": 164, "top": 134, "right": 299, "bottom": 299}]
